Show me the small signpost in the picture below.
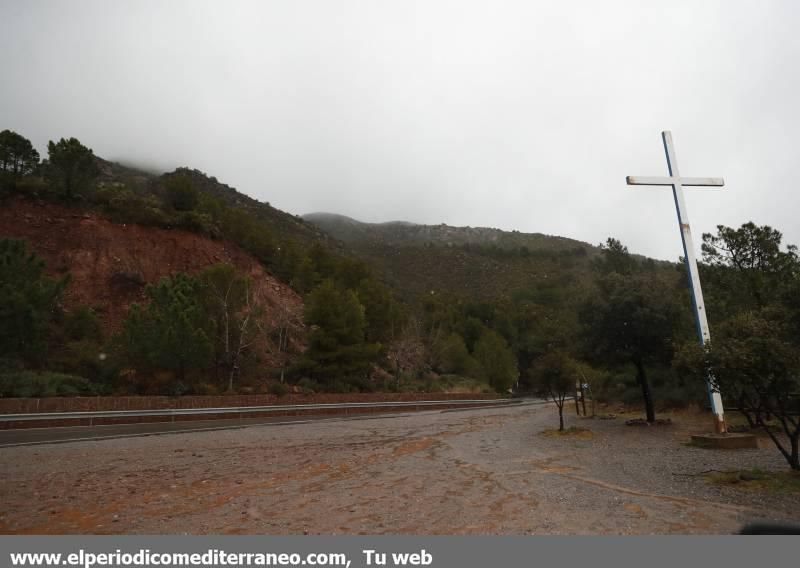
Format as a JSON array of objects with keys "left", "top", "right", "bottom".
[{"left": 626, "top": 131, "right": 727, "bottom": 433}]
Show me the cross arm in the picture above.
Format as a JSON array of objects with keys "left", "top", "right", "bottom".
[{"left": 626, "top": 176, "right": 724, "bottom": 187}]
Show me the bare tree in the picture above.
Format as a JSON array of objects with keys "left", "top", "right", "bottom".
[
  {"left": 387, "top": 317, "right": 427, "bottom": 389},
  {"left": 201, "top": 264, "right": 264, "bottom": 392},
  {"left": 264, "top": 301, "right": 303, "bottom": 383},
  {"left": 226, "top": 279, "right": 263, "bottom": 391}
]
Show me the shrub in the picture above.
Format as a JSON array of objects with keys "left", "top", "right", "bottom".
[
  {"left": 267, "top": 382, "right": 288, "bottom": 397},
  {"left": 193, "top": 382, "right": 220, "bottom": 395},
  {"left": 13, "top": 176, "right": 49, "bottom": 197},
  {"left": 297, "top": 377, "right": 320, "bottom": 394},
  {"left": 100, "top": 188, "right": 169, "bottom": 226},
  {"left": 164, "top": 175, "right": 198, "bottom": 211},
  {"left": 166, "top": 380, "right": 189, "bottom": 397},
  {"left": 0, "top": 371, "right": 99, "bottom": 397},
  {"left": 327, "top": 379, "right": 354, "bottom": 393},
  {"left": 63, "top": 307, "right": 102, "bottom": 342},
  {"left": 52, "top": 339, "right": 111, "bottom": 382},
  {"left": 173, "top": 211, "right": 218, "bottom": 237}
]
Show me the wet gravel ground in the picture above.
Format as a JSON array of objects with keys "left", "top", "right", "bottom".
[{"left": 0, "top": 404, "right": 797, "bottom": 534}]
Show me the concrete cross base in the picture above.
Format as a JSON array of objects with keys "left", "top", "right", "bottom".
[{"left": 690, "top": 433, "right": 759, "bottom": 449}]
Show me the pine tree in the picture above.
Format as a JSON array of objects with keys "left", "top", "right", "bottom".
[
  {"left": 0, "top": 239, "right": 65, "bottom": 363},
  {"left": 118, "top": 274, "right": 212, "bottom": 385},
  {"left": 473, "top": 329, "right": 518, "bottom": 392},
  {"left": 46, "top": 137, "right": 97, "bottom": 198},
  {"left": 299, "top": 280, "right": 381, "bottom": 384},
  {"left": 0, "top": 130, "right": 40, "bottom": 176}
]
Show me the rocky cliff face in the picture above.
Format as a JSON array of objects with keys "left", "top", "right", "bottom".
[{"left": 1, "top": 198, "right": 304, "bottom": 352}]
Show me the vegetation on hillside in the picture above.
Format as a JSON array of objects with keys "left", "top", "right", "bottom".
[{"left": 304, "top": 212, "right": 601, "bottom": 303}]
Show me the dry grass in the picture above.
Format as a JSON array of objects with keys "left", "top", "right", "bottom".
[
  {"left": 706, "top": 469, "right": 800, "bottom": 494},
  {"left": 579, "top": 413, "right": 618, "bottom": 420}
]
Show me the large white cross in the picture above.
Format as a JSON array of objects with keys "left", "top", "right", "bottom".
[{"left": 626, "top": 131, "right": 726, "bottom": 433}]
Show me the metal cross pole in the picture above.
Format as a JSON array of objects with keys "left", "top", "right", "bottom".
[{"left": 626, "top": 131, "right": 727, "bottom": 434}]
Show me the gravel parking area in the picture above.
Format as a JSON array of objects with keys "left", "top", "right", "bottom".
[{"left": 0, "top": 403, "right": 797, "bottom": 534}]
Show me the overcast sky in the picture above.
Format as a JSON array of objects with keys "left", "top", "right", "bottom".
[{"left": 2, "top": 0, "right": 799, "bottom": 260}]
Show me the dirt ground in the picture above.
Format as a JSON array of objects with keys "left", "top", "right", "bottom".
[{"left": 0, "top": 403, "right": 797, "bottom": 534}]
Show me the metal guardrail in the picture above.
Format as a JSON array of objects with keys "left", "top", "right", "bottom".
[{"left": 0, "top": 398, "right": 522, "bottom": 422}]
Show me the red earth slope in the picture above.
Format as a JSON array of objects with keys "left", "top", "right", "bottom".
[{"left": 0, "top": 198, "right": 304, "bottom": 343}]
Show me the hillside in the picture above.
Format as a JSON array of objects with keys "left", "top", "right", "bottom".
[
  {"left": 95, "top": 159, "right": 334, "bottom": 251},
  {"left": 0, "top": 198, "right": 305, "bottom": 364},
  {"left": 303, "top": 212, "right": 603, "bottom": 302},
  {"left": 0, "top": 131, "right": 683, "bottom": 399},
  {"left": 303, "top": 212, "right": 592, "bottom": 251}
]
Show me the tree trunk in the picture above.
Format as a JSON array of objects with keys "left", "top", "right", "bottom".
[
  {"left": 228, "top": 360, "right": 239, "bottom": 393},
  {"left": 559, "top": 405, "right": 565, "bottom": 431},
  {"left": 634, "top": 358, "right": 656, "bottom": 423},
  {"left": 580, "top": 383, "right": 587, "bottom": 416},
  {"left": 278, "top": 327, "right": 286, "bottom": 383},
  {"left": 791, "top": 435, "right": 799, "bottom": 471}
]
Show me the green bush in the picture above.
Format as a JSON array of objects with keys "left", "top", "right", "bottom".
[
  {"left": 267, "top": 382, "right": 288, "bottom": 397},
  {"left": 53, "top": 339, "right": 104, "bottom": 378},
  {"left": 163, "top": 174, "right": 198, "bottom": 211},
  {"left": 433, "top": 333, "right": 470, "bottom": 374},
  {"left": 326, "top": 379, "right": 354, "bottom": 393},
  {"left": 63, "top": 307, "right": 102, "bottom": 342},
  {"left": 296, "top": 377, "right": 320, "bottom": 394},
  {"left": 12, "top": 176, "right": 49, "bottom": 197},
  {"left": 100, "top": 188, "right": 169, "bottom": 226},
  {"left": 166, "top": 380, "right": 189, "bottom": 397},
  {"left": 347, "top": 375, "right": 376, "bottom": 393},
  {"left": 0, "top": 371, "right": 99, "bottom": 397},
  {"left": 193, "top": 382, "right": 220, "bottom": 395},
  {"left": 173, "top": 211, "right": 218, "bottom": 237}
]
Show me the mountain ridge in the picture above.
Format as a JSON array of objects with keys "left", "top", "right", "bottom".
[
  {"left": 301, "top": 210, "right": 607, "bottom": 303},
  {"left": 302, "top": 211, "right": 595, "bottom": 253}
]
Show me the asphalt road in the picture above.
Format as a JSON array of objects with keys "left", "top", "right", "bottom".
[
  {"left": 0, "top": 400, "right": 539, "bottom": 448},
  {"left": 0, "top": 412, "right": 418, "bottom": 447}
]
